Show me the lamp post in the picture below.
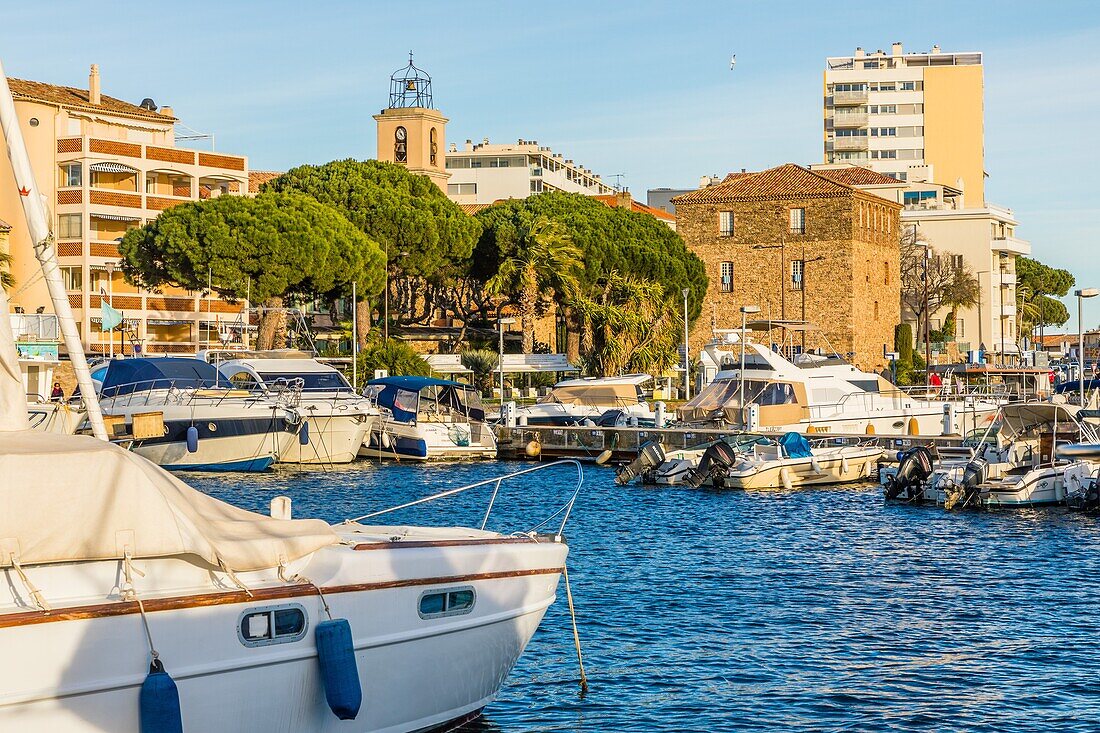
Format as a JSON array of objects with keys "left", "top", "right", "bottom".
[
  {"left": 682, "top": 288, "right": 691, "bottom": 400},
  {"left": 1076, "top": 288, "right": 1098, "bottom": 405},
  {"left": 739, "top": 304, "right": 761, "bottom": 414},
  {"left": 498, "top": 315, "right": 516, "bottom": 402}
]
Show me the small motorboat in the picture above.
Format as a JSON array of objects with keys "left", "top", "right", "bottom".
[
  {"left": 361, "top": 376, "right": 497, "bottom": 460},
  {"left": 510, "top": 374, "right": 657, "bottom": 426},
  {"left": 883, "top": 402, "right": 1100, "bottom": 509},
  {"left": 615, "top": 434, "right": 771, "bottom": 486},
  {"left": 686, "top": 431, "right": 883, "bottom": 490}
]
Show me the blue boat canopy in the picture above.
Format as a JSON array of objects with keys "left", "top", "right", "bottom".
[
  {"left": 365, "top": 376, "right": 483, "bottom": 423},
  {"left": 101, "top": 358, "right": 221, "bottom": 397}
]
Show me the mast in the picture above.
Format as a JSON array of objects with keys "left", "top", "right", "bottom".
[{"left": 0, "top": 58, "right": 108, "bottom": 440}]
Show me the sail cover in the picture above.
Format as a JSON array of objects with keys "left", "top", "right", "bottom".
[{"left": 0, "top": 431, "right": 338, "bottom": 570}]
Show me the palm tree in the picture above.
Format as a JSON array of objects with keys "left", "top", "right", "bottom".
[
  {"left": 1015, "top": 284, "right": 1043, "bottom": 347},
  {"left": 0, "top": 249, "right": 14, "bottom": 292},
  {"left": 459, "top": 348, "right": 499, "bottom": 396},
  {"left": 486, "top": 216, "right": 581, "bottom": 353}
]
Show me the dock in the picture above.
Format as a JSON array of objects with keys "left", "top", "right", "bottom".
[{"left": 494, "top": 424, "right": 969, "bottom": 462}]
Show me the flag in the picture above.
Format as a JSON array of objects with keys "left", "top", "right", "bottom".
[{"left": 101, "top": 300, "right": 123, "bottom": 331}]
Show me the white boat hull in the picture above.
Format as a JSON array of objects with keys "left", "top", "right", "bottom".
[
  {"left": 278, "top": 410, "right": 372, "bottom": 465},
  {"left": 0, "top": 537, "right": 566, "bottom": 733},
  {"left": 359, "top": 420, "right": 497, "bottom": 461},
  {"left": 721, "top": 446, "right": 883, "bottom": 490}
]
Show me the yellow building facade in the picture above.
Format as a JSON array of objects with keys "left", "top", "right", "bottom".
[{"left": 0, "top": 65, "right": 250, "bottom": 354}]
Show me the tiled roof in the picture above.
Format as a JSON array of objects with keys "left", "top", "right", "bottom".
[
  {"left": 458, "top": 203, "right": 492, "bottom": 215},
  {"left": 0, "top": 218, "right": 11, "bottom": 231},
  {"left": 1037, "top": 334, "right": 1070, "bottom": 346},
  {"left": 592, "top": 194, "right": 676, "bottom": 221},
  {"left": 9, "top": 77, "right": 173, "bottom": 121},
  {"left": 248, "top": 170, "right": 283, "bottom": 194},
  {"left": 815, "top": 166, "right": 902, "bottom": 187},
  {"left": 672, "top": 163, "right": 860, "bottom": 204}
]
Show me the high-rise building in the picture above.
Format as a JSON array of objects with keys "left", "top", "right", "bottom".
[
  {"left": 0, "top": 64, "right": 250, "bottom": 354},
  {"left": 823, "top": 43, "right": 984, "bottom": 205}
]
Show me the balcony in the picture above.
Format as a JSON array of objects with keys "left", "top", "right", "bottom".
[
  {"left": 993, "top": 235, "right": 1031, "bottom": 256},
  {"left": 998, "top": 271, "right": 1017, "bottom": 286},
  {"left": 998, "top": 304, "right": 1017, "bottom": 318},
  {"left": 832, "top": 136, "right": 869, "bottom": 151},
  {"left": 833, "top": 90, "right": 868, "bottom": 106},
  {"left": 832, "top": 111, "right": 868, "bottom": 128}
]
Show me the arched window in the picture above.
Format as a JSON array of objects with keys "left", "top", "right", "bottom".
[
  {"left": 395, "top": 126, "right": 408, "bottom": 163},
  {"left": 429, "top": 127, "right": 438, "bottom": 166}
]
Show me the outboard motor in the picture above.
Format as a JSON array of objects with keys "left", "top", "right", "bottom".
[
  {"left": 615, "top": 441, "right": 666, "bottom": 485},
  {"left": 884, "top": 446, "right": 933, "bottom": 501},
  {"left": 944, "top": 458, "right": 987, "bottom": 510},
  {"left": 684, "top": 441, "right": 741, "bottom": 488},
  {"left": 1067, "top": 476, "right": 1100, "bottom": 512}
]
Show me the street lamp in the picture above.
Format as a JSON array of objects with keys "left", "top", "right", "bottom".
[
  {"left": 1076, "top": 288, "right": 1098, "bottom": 404},
  {"left": 739, "top": 305, "right": 761, "bottom": 415},
  {"left": 498, "top": 315, "right": 516, "bottom": 402},
  {"left": 682, "top": 288, "right": 691, "bottom": 400}
]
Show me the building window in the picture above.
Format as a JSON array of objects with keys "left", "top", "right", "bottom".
[
  {"left": 791, "top": 260, "right": 804, "bottom": 289},
  {"left": 237, "top": 604, "right": 308, "bottom": 647},
  {"left": 58, "top": 214, "right": 82, "bottom": 239},
  {"left": 419, "top": 587, "right": 476, "bottom": 619},
  {"left": 88, "top": 268, "right": 107, "bottom": 294},
  {"left": 530, "top": 179, "right": 544, "bottom": 193},
  {"left": 446, "top": 182, "right": 477, "bottom": 195},
  {"left": 60, "top": 266, "right": 82, "bottom": 291},
  {"left": 720, "top": 261, "right": 733, "bottom": 292},
  {"left": 59, "top": 163, "right": 82, "bottom": 187},
  {"left": 884, "top": 261, "right": 890, "bottom": 285},
  {"left": 900, "top": 81, "right": 917, "bottom": 91},
  {"left": 874, "top": 301, "right": 880, "bottom": 319},
  {"left": 718, "top": 211, "right": 734, "bottom": 237},
  {"left": 429, "top": 127, "right": 438, "bottom": 166},
  {"left": 789, "top": 207, "right": 806, "bottom": 234},
  {"left": 957, "top": 319, "right": 965, "bottom": 338}
]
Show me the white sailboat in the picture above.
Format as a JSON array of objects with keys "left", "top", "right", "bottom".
[{"left": 0, "top": 59, "right": 575, "bottom": 732}]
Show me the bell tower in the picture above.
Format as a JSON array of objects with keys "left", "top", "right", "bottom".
[{"left": 374, "top": 53, "right": 449, "bottom": 190}]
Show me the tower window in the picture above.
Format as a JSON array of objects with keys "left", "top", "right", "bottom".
[
  {"left": 789, "top": 207, "right": 806, "bottom": 234},
  {"left": 720, "top": 261, "right": 733, "bottom": 292},
  {"left": 394, "top": 126, "right": 408, "bottom": 164},
  {"left": 718, "top": 211, "right": 734, "bottom": 237},
  {"left": 429, "top": 127, "right": 438, "bottom": 166}
]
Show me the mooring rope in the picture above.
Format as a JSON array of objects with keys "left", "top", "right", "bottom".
[{"left": 562, "top": 563, "right": 588, "bottom": 694}]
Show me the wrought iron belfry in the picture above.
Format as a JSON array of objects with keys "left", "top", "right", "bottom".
[{"left": 389, "top": 52, "right": 433, "bottom": 109}]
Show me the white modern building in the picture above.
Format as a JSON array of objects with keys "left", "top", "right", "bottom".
[{"left": 444, "top": 138, "right": 614, "bottom": 205}]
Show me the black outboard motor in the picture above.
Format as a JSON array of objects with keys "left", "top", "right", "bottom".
[
  {"left": 684, "top": 441, "right": 741, "bottom": 488},
  {"left": 944, "top": 458, "right": 987, "bottom": 510},
  {"left": 884, "top": 446, "right": 933, "bottom": 501},
  {"left": 615, "top": 441, "right": 666, "bottom": 485},
  {"left": 1067, "top": 477, "right": 1100, "bottom": 512}
]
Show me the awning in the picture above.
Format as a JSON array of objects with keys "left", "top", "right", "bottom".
[
  {"left": 90, "top": 212, "right": 142, "bottom": 222},
  {"left": 147, "top": 319, "right": 193, "bottom": 326},
  {"left": 89, "top": 162, "right": 138, "bottom": 174},
  {"left": 424, "top": 353, "right": 578, "bottom": 375}
]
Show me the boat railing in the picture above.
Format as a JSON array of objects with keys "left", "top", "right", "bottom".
[
  {"left": 100, "top": 378, "right": 274, "bottom": 409},
  {"left": 343, "top": 459, "right": 583, "bottom": 537}
]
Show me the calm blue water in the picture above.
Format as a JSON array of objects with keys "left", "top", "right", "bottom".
[{"left": 188, "top": 461, "right": 1100, "bottom": 732}]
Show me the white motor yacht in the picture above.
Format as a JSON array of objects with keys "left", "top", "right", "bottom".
[
  {"left": 883, "top": 403, "right": 1100, "bottom": 508},
  {"left": 361, "top": 376, "right": 497, "bottom": 460},
  {"left": 212, "top": 352, "right": 375, "bottom": 464},
  {"left": 512, "top": 373, "right": 657, "bottom": 426},
  {"left": 682, "top": 330, "right": 999, "bottom": 436},
  {"left": 97, "top": 357, "right": 298, "bottom": 472}
]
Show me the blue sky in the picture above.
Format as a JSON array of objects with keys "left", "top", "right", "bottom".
[{"left": 4, "top": 0, "right": 1100, "bottom": 329}]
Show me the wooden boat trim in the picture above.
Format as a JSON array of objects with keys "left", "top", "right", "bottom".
[
  {"left": 0, "top": 567, "right": 563, "bottom": 629},
  {"left": 352, "top": 537, "right": 554, "bottom": 551}
]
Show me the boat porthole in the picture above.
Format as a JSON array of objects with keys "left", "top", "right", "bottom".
[{"left": 209, "top": 422, "right": 217, "bottom": 432}]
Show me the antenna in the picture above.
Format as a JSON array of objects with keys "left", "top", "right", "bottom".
[
  {"left": 174, "top": 120, "right": 215, "bottom": 151},
  {"left": 609, "top": 173, "right": 626, "bottom": 191},
  {"left": 730, "top": 53, "right": 736, "bottom": 71}
]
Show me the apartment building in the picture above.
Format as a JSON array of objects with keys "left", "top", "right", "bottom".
[
  {"left": 673, "top": 163, "right": 901, "bottom": 371},
  {"left": 444, "top": 138, "right": 615, "bottom": 205},
  {"left": 0, "top": 65, "right": 250, "bottom": 354},
  {"left": 824, "top": 43, "right": 984, "bottom": 204}
]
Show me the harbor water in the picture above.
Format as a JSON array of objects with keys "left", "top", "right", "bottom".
[{"left": 190, "top": 461, "right": 1100, "bottom": 732}]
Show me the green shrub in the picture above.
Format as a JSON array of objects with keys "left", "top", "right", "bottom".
[{"left": 355, "top": 338, "right": 429, "bottom": 388}]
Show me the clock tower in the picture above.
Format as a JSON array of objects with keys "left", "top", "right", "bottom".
[{"left": 374, "top": 54, "right": 449, "bottom": 191}]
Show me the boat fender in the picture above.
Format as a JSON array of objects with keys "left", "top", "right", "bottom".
[
  {"left": 525, "top": 439, "right": 542, "bottom": 458},
  {"left": 809, "top": 456, "right": 823, "bottom": 475},
  {"left": 779, "top": 466, "right": 794, "bottom": 491},
  {"left": 315, "top": 618, "right": 362, "bottom": 720},
  {"left": 840, "top": 455, "right": 849, "bottom": 475},
  {"left": 380, "top": 430, "right": 392, "bottom": 449},
  {"left": 185, "top": 426, "right": 199, "bottom": 454},
  {"left": 140, "top": 658, "right": 183, "bottom": 733},
  {"left": 299, "top": 420, "right": 310, "bottom": 446}
]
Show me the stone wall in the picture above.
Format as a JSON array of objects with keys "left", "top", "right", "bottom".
[{"left": 677, "top": 193, "right": 900, "bottom": 372}]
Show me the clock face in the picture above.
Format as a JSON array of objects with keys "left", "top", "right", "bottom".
[{"left": 395, "top": 127, "right": 407, "bottom": 142}]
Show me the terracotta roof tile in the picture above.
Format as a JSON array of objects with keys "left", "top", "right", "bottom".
[
  {"left": 248, "top": 170, "right": 283, "bottom": 194},
  {"left": 459, "top": 203, "right": 491, "bottom": 215},
  {"left": 9, "top": 77, "right": 173, "bottom": 121},
  {"left": 672, "top": 163, "right": 860, "bottom": 204},
  {"left": 592, "top": 194, "right": 675, "bottom": 221},
  {"left": 815, "top": 166, "right": 902, "bottom": 187}
]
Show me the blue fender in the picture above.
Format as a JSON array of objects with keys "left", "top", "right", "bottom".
[
  {"left": 315, "top": 618, "right": 362, "bottom": 720},
  {"left": 140, "top": 659, "right": 183, "bottom": 733}
]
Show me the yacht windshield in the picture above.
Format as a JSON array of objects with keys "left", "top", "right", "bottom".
[
  {"left": 259, "top": 372, "right": 352, "bottom": 393},
  {"left": 678, "top": 378, "right": 796, "bottom": 420}
]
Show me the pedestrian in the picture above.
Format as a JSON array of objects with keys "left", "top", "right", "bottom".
[{"left": 50, "top": 381, "right": 64, "bottom": 401}]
